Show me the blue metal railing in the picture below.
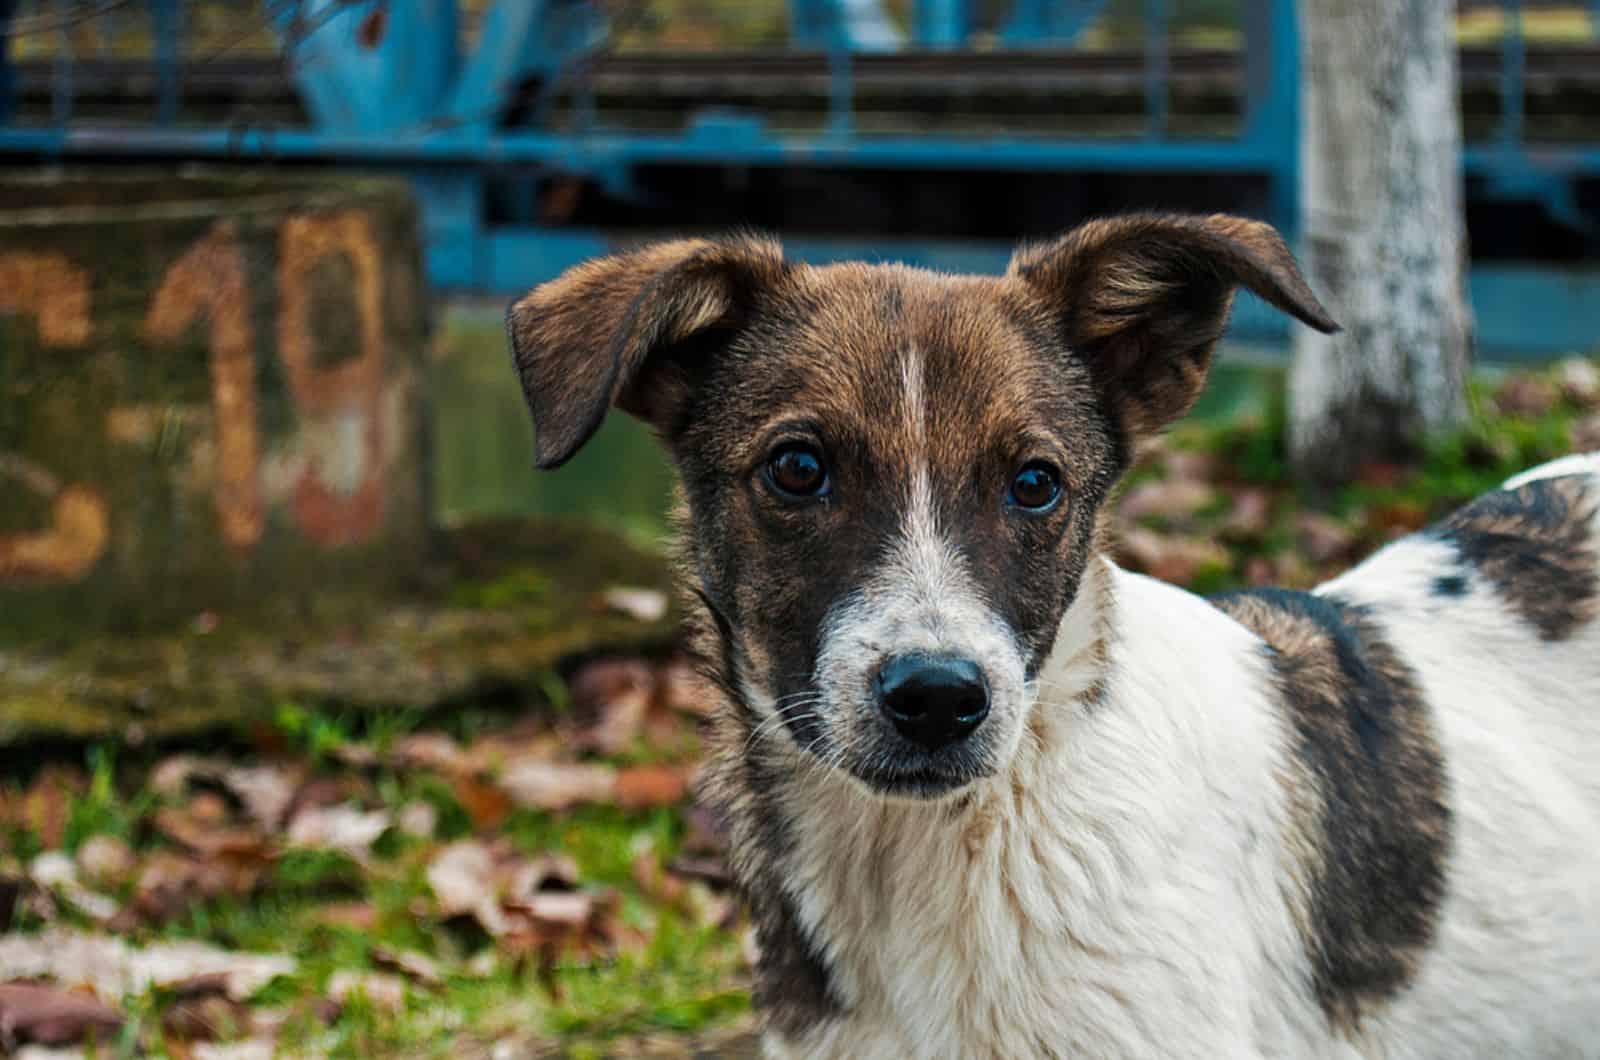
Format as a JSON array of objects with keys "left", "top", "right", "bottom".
[{"left": 0, "top": 0, "right": 1596, "bottom": 356}]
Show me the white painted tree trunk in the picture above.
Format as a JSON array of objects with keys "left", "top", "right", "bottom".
[{"left": 1289, "top": 0, "right": 1472, "bottom": 484}]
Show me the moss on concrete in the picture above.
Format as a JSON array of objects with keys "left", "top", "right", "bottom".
[{"left": 0, "top": 516, "right": 679, "bottom": 745}]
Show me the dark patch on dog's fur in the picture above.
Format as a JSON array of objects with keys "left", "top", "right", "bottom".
[
  {"left": 697, "top": 710, "right": 845, "bottom": 1035},
  {"left": 1211, "top": 588, "right": 1450, "bottom": 1035},
  {"left": 1431, "top": 474, "right": 1599, "bottom": 641},
  {"left": 1430, "top": 573, "right": 1468, "bottom": 598}
]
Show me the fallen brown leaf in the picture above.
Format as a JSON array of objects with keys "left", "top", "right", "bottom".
[
  {"left": 191, "top": 1040, "right": 277, "bottom": 1060},
  {"left": 192, "top": 1039, "right": 277, "bottom": 1060},
  {"left": 1219, "top": 488, "right": 1272, "bottom": 540},
  {"left": 285, "top": 803, "right": 390, "bottom": 860},
  {"left": 1557, "top": 357, "right": 1600, "bottom": 408},
  {"left": 75, "top": 835, "right": 136, "bottom": 890},
  {"left": 667, "top": 856, "right": 734, "bottom": 890},
  {"left": 504, "top": 853, "right": 581, "bottom": 899},
  {"left": 0, "top": 931, "right": 293, "bottom": 1003},
  {"left": 1494, "top": 375, "right": 1558, "bottom": 417},
  {"left": 598, "top": 586, "right": 669, "bottom": 623},
  {"left": 1117, "top": 527, "right": 1230, "bottom": 586},
  {"left": 1294, "top": 512, "right": 1358, "bottom": 565},
  {"left": 327, "top": 970, "right": 407, "bottom": 1013},
  {"left": 1371, "top": 500, "right": 1430, "bottom": 537},
  {"left": 632, "top": 846, "right": 686, "bottom": 907},
  {"left": 150, "top": 755, "right": 228, "bottom": 798},
  {"left": 28, "top": 852, "right": 118, "bottom": 923},
  {"left": 680, "top": 804, "right": 728, "bottom": 858},
  {"left": 154, "top": 807, "right": 274, "bottom": 861},
  {"left": 614, "top": 765, "right": 691, "bottom": 810},
  {"left": 569, "top": 657, "right": 656, "bottom": 755},
  {"left": 426, "top": 840, "right": 508, "bottom": 935},
  {"left": 12, "top": 767, "right": 84, "bottom": 851},
  {"left": 313, "top": 902, "right": 379, "bottom": 932},
  {"left": 371, "top": 947, "right": 442, "bottom": 988},
  {"left": 130, "top": 850, "right": 271, "bottom": 925},
  {"left": 1572, "top": 413, "right": 1600, "bottom": 452},
  {"left": 396, "top": 800, "right": 438, "bottom": 840},
  {"left": 389, "top": 732, "right": 469, "bottom": 776},
  {"left": 162, "top": 991, "right": 251, "bottom": 1043},
  {"left": 498, "top": 762, "right": 616, "bottom": 812},
  {"left": 1162, "top": 449, "right": 1220, "bottom": 482},
  {"left": 452, "top": 777, "right": 513, "bottom": 831},
  {"left": 221, "top": 764, "right": 303, "bottom": 832},
  {"left": 1118, "top": 477, "right": 1217, "bottom": 524},
  {"left": 0, "top": 981, "right": 122, "bottom": 1048},
  {"left": 656, "top": 656, "right": 716, "bottom": 717}
]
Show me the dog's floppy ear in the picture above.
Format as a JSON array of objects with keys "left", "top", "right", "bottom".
[
  {"left": 1008, "top": 213, "right": 1338, "bottom": 436},
  {"left": 506, "top": 236, "right": 785, "bottom": 469}
]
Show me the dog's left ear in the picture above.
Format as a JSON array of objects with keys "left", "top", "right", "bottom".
[
  {"left": 1008, "top": 212, "right": 1339, "bottom": 436},
  {"left": 506, "top": 236, "right": 786, "bottom": 469}
]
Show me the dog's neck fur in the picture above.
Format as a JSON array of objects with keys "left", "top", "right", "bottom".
[{"left": 702, "top": 553, "right": 1326, "bottom": 1059}]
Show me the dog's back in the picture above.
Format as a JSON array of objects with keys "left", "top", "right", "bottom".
[{"left": 1282, "top": 453, "right": 1600, "bottom": 1055}]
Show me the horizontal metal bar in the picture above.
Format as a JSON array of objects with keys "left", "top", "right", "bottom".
[
  {"left": 479, "top": 226, "right": 1600, "bottom": 359},
  {"left": 1464, "top": 144, "right": 1600, "bottom": 176},
  {"left": 0, "top": 125, "right": 1286, "bottom": 172}
]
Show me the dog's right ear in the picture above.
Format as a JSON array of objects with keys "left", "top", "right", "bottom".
[{"left": 506, "top": 236, "right": 786, "bottom": 469}]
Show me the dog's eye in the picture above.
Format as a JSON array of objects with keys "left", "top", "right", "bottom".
[
  {"left": 766, "top": 444, "right": 831, "bottom": 499},
  {"left": 1008, "top": 462, "right": 1061, "bottom": 511}
]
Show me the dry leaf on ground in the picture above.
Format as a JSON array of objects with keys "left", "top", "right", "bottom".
[
  {"left": 569, "top": 658, "right": 656, "bottom": 755},
  {"left": 1557, "top": 357, "right": 1600, "bottom": 407},
  {"left": 328, "top": 970, "right": 407, "bottom": 1013},
  {"left": 371, "top": 947, "right": 442, "bottom": 988},
  {"left": 614, "top": 766, "right": 691, "bottom": 810},
  {"left": 74, "top": 836, "right": 136, "bottom": 890},
  {"left": 498, "top": 762, "right": 616, "bottom": 812},
  {"left": 0, "top": 930, "right": 293, "bottom": 1003},
  {"left": 656, "top": 656, "right": 715, "bottom": 717},
  {"left": 191, "top": 1039, "right": 277, "bottom": 1060},
  {"left": 285, "top": 803, "right": 390, "bottom": 860},
  {"left": 1118, "top": 478, "right": 1217, "bottom": 524},
  {"left": 1118, "top": 527, "right": 1231, "bottom": 586},
  {"left": 598, "top": 587, "right": 669, "bottom": 623},
  {"left": 0, "top": 981, "right": 122, "bottom": 1048},
  {"left": 27, "top": 853, "right": 118, "bottom": 923},
  {"left": 389, "top": 732, "right": 469, "bottom": 776},
  {"left": 1294, "top": 512, "right": 1357, "bottom": 565},
  {"left": 396, "top": 800, "right": 438, "bottom": 839},
  {"left": 221, "top": 764, "right": 303, "bottom": 831},
  {"left": 427, "top": 840, "right": 509, "bottom": 936}
]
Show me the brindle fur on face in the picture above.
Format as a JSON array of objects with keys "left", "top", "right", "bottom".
[
  {"left": 507, "top": 214, "right": 1337, "bottom": 798},
  {"left": 670, "top": 266, "right": 1122, "bottom": 794}
]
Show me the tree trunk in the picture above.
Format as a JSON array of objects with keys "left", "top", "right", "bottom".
[{"left": 1289, "top": 0, "right": 1471, "bottom": 484}]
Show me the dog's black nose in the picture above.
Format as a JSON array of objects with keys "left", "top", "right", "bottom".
[{"left": 875, "top": 654, "right": 990, "bottom": 750}]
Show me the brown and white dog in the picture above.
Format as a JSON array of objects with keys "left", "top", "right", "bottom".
[{"left": 506, "top": 213, "right": 1600, "bottom": 1059}]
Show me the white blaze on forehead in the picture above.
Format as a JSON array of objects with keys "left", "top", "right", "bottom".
[{"left": 900, "top": 342, "right": 927, "bottom": 456}]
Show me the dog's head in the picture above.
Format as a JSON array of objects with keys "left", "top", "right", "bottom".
[{"left": 508, "top": 214, "right": 1336, "bottom": 799}]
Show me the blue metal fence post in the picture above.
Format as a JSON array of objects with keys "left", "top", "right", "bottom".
[
  {"left": 790, "top": 0, "right": 902, "bottom": 50},
  {"left": 51, "top": 0, "right": 74, "bottom": 127},
  {"left": 1242, "top": 0, "right": 1301, "bottom": 241},
  {"left": 1143, "top": 0, "right": 1169, "bottom": 141},
  {"left": 151, "top": 0, "right": 181, "bottom": 126},
  {"left": 915, "top": 0, "right": 967, "bottom": 49},
  {"left": 1499, "top": 0, "right": 1524, "bottom": 155},
  {"left": 0, "top": 0, "right": 14, "bottom": 126}
]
